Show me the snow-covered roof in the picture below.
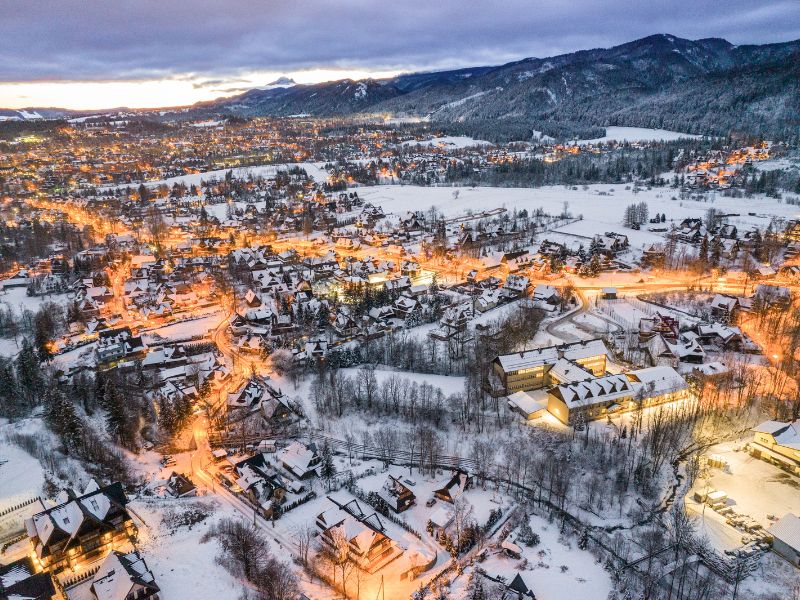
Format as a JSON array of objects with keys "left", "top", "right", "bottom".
[
  {"left": 91, "top": 550, "right": 158, "bottom": 600},
  {"left": 768, "top": 513, "right": 800, "bottom": 552},
  {"left": 627, "top": 366, "right": 688, "bottom": 395},
  {"left": 552, "top": 374, "right": 633, "bottom": 407},
  {"left": 495, "top": 339, "right": 609, "bottom": 373}
]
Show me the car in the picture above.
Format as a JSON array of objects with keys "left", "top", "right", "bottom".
[{"left": 426, "top": 498, "right": 437, "bottom": 507}]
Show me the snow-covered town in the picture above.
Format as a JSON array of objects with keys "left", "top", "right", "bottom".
[{"left": 2, "top": 7, "right": 800, "bottom": 600}]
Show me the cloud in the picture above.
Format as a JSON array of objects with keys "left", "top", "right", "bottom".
[{"left": 0, "top": 0, "right": 797, "bottom": 84}]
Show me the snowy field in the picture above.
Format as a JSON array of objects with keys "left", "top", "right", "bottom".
[
  {"left": 401, "top": 136, "right": 493, "bottom": 148},
  {"left": 142, "top": 309, "right": 224, "bottom": 344},
  {"left": 132, "top": 498, "right": 254, "bottom": 600},
  {"left": 105, "top": 161, "right": 329, "bottom": 191},
  {"left": 0, "top": 437, "right": 45, "bottom": 509},
  {"left": 576, "top": 126, "right": 705, "bottom": 145},
  {"left": 356, "top": 184, "right": 793, "bottom": 235}
]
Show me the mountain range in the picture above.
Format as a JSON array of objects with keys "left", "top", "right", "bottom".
[{"left": 3, "top": 34, "right": 799, "bottom": 140}]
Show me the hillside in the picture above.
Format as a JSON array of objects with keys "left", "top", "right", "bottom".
[{"left": 209, "top": 34, "right": 800, "bottom": 139}]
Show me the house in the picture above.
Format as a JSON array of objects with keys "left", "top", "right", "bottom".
[
  {"left": 695, "top": 322, "right": 743, "bottom": 350},
  {"left": 645, "top": 334, "right": 705, "bottom": 367},
  {"left": 0, "top": 557, "right": 57, "bottom": 600},
  {"left": 377, "top": 475, "right": 416, "bottom": 513},
  {"left": 95, "top": 327, "right": 146, "bottom": 363},
  {"left": 506, "top": 572, "right": 537, "bottom": 598},
  {"left": 502, "top": 275, "right": 529, "bottom": 298},
  {"left": 234, "top": 454, "right": 288, "bottom": 517},
  {"left": 433, "top": 470, "right": 473, "bottom": 503},
  {"left": 90, "top": 550, "right": 160, "bottom": 600},
  {"left": 166, "top": 472, "right": 197, "bottom": 498},
  {"left": 315, "top": 497, "right": 401, "bottom": 573},
  {"left": 277, "top": 441, "right": 321, "bottom": 479},
  {"left": 532, "top": 284, "right": 559, "bottom": 307},
  {"left": 393, "top": 296, "right": 421, "bottom": 321},
  {"left": 750, "top": 420, "right": 800, "bottom": 474},
  {"left": 601, "top": 287, "right": 617, "bottom": 300},
  {"left": 709, "top": 294, "right": 739, "bottom": 322},
  {"left": 24, "top": 480, "right": 136, "bottom": 572},
  {"left": 767, "top": 513, "right": 800, "bottom": 567},
  {"left": 639, "top": 312, "right": 679, "bottom": 342}
]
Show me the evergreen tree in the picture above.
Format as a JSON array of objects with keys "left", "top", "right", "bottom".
[
  {"left": 698, "top": 235, "right": 709, "bottom": 269},
  {"left": 320, "top": 442, "right": 336, "bottom": 490},
  {"left": 44, "top": 386, "right": 82, "bottom": 453},
  {"left": 15, "top": 339, "right": 42, "bottom": 407}
]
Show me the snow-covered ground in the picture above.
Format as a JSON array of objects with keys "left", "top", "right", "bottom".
[
  {"left": 401, "top": 136, "right": 493, "bottom": 149},
  {"left": 576, "top": 126, "right": 705, "bottom": 145},
  {"left": 130, "top": 498, "right": 252, "bottom": 600},
  {"left": 451, "top": 511, "right": 612, "bottom": 600},
  {"left": 0, "top": 436, "right": 45, "bottom": 509},
  {"left": 355, "top": 183, "right": 791, "bottom": 238},
  {"left": 104, "top": 161, "right": 329, "bottom": 191},
  {"left": 686, "top": 442, "right": 800, "bottom": 553}
]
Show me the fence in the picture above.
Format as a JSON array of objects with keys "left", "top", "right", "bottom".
[{"left": 61, "top": 563, "right": 101, "bottom": 588}]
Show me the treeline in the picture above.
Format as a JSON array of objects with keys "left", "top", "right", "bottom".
[
  {"left": 440, "top": 119, "right": 605, "bottom": 143},
  {"left": 0, "top": 217, "right": 88, "bottom": 272},
  {"left": 442, "top": 145, "right": 690, "bottom": 188}
]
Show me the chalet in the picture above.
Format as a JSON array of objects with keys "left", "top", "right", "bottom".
[
  {"left": 90, "top": 550, "right": 159, "bottom": 600},
  {"left": 538, "top": 239, "right": 566, "bottom": 257},
  {"left": 645, "top": 334, "right": 705, "bottom": 367},
  {"left": 277, "top": 441, "right": 321, "bottom": 479},
  {"left": 95, "top": 327, "right": 146, "bottom": 363},
  {"left": 393, "top": 296, "right": 421, "bottom": 321},
  {"left": 316, "top": 497, "right": 401, "bottom": 573},
  {"left": 333, "top": 310, "right": 359, "bottom": 338},
  {"left": 532, "top": 284, "right": 559, "bottom": 306},
  {"left": 695, "top": 322, "right": 743, "bottom": 350},
  {"left": 709, "top": 294, "right": 739, "bottom": 322},
  {"left": 377, "top": 475, "right": 416, "bottom": 513},
  {"left": 639, "top": 313, "right": 679, "bottom": 342},
  {"left": 25, "top": 481, "right": 136, "bottom": 572},
  {"left": 234, "top": 454, "right": 288, "bottom": 517},
  {"left": 166, "top": 472, "right": 196, "bottom": 498},
  {"left": 433, "top": 470, "right": 473, "bottom": 503},
  {"left": 592, "top": 232, "right": 629, "bottom": 256},
  {"left": 475, "top": 288, "right": 502, "bottom": 313},
  {"left": 641, "top": 245, "right": 666, "bottom": 269},
  {"left": 0, "top": 557, "right": 57, "bottom": 600},
  {"left": 750, "top": 420, "right": 800, "bottom": 474},
  {"left": 502, "top": 275, "right": 529, "bottom": 298}
]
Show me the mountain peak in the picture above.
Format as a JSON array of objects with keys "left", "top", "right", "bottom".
[{"left": 267, "top": 76, "right": 296, "bottom": 87}]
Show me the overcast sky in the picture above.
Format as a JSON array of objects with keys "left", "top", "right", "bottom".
[{"left": 1, "top": 0, "right": 799, "bottom": 109}]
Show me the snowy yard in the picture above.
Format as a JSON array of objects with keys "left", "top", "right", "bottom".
[{"left": 686, "top": 442, "right": 800, "bottom": 553}]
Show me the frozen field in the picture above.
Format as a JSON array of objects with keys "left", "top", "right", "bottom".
[
  {"left": 355, "top": 184, "right": 792, "bottom": 234},
  {"left": 577, "top": 126, "right": 705, "bottom": 144},
  {"left": 401, "top": 135, "right": 493, "bottom": 148}
]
